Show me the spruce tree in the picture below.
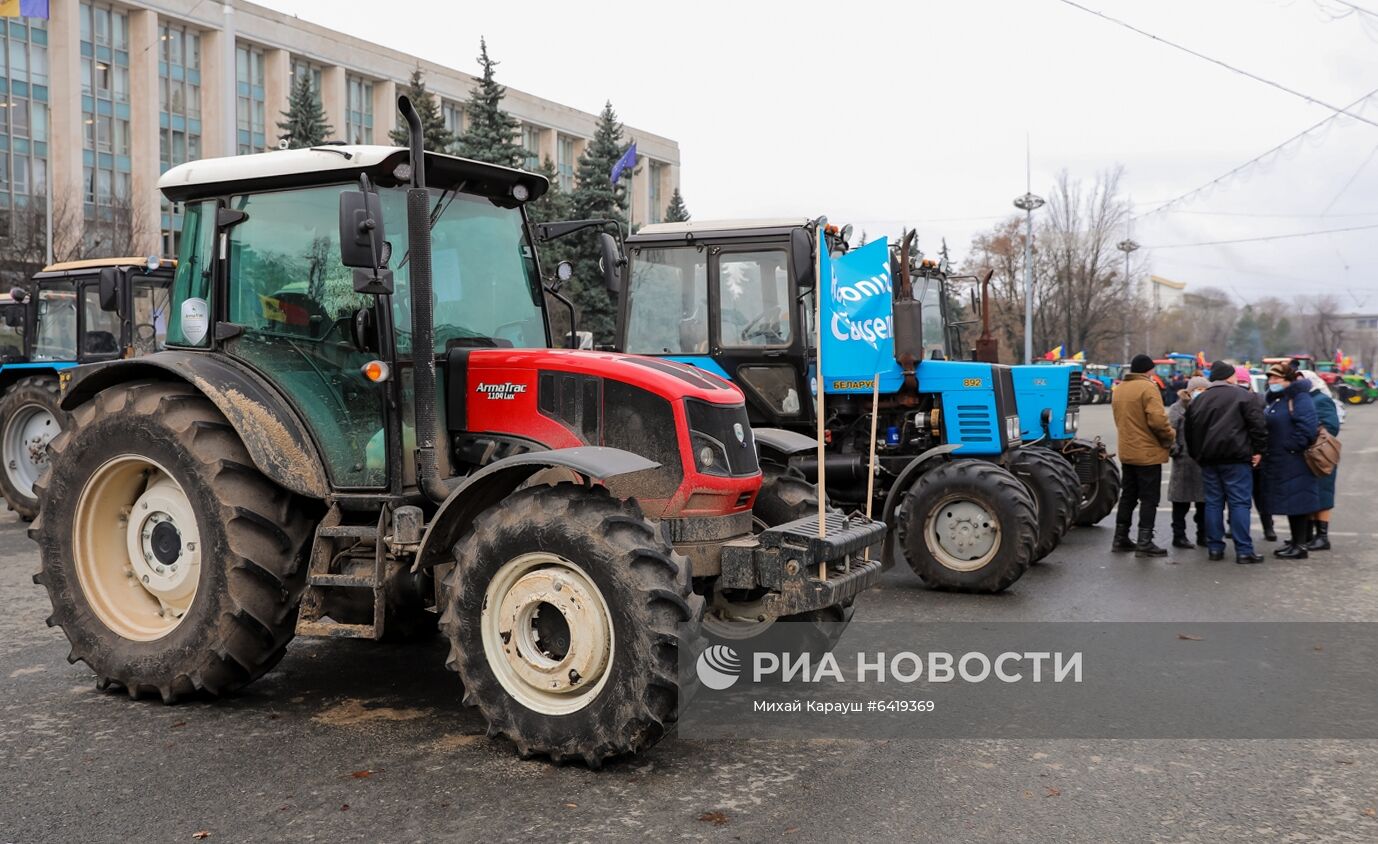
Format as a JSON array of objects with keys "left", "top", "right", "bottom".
[
  {"left": 664, "top": 187, "right": 690, "bottom": 223},
  {"left": 277, "top": 73, "right": 332, "bottom": 149},
  {"left": 568, "top": 101, "right": 631, "bottom": 344},
  {"left": 390, "top": 67, "right": 454, "bottom": 151},
  {"left": 526, "top": 156, "right": 580, "bottom": 345},
  {"left": 455, "top": 38, "right": 527, "bottom": 167}
]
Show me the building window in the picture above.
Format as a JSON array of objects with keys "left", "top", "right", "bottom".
[
  {"left": 521, "top": 124, "right": 542, "bottom": 171},
  {"left": 290, "top": 58, "right": 323, "bottom": 103},
  {"left": 0, "top": 16, "right": 49, "bottom": 242},
  {"left": 648, "top": 161, "right": 663, "bottom": 224},
  {"left": 81, "top": 3, "right": 131, "bottom": 232},
  {"left": 159, "top": 22, "right": 202, "bottom": 255},
  {"left": 443, "top": 101, "right": 463, "bottom": 140},
  {"left": 345, "top": 74, "right": 373, "bottom": 144},
  {"left": 556, "top": 135, "right": 575, "bottom": 191},
  {"left": 235, "top": 44, "right": 266, "bottom": 154}
]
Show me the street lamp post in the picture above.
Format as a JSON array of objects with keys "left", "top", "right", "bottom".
[
  {"left": 1013, "top": 192, "right": 1045, "bottom": 364},
  {"left": 1117, "top": 238, "right": 1140, "bottom": 359}
]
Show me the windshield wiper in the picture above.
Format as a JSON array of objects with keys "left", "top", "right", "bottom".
[{"left": 398, "top": 181, "right": 466, "bottom": 270}]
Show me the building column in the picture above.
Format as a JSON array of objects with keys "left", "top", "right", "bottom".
[
  {"left": 199, "top": 29, "right": 229, "bottom": 159},
  {"left": 537, "top": 127, "right": 555, "bottom": 167},
  {"left": 263, "top": 48, "right": 290, "bottom": 147},
  {"left": 127, "top": 8, "right": 162, "bottom": 257},
  {"left": 371, "top": 78, "right": 396, "bottom": 145},
  {"left": 320, "top": 65, "right": 346, "bottom": 143},
  {"left": 47, "top": 0, "right": 83, "bottom": 256}
]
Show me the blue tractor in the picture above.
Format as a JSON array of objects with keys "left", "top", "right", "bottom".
[
  {"left": 609, "top": 219, "right": 1080, "bottom": 592},
  {"left": 0, "top": 257, "right": 174, "bottom": 519}
]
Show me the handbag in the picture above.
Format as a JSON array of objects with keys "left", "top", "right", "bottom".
[{"left": 1289, "top": 397, "right": 1342, "bottom": 477}]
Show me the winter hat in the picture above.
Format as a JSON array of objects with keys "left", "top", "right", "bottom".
[
  {"left": 1234, "top": 365, "right": 1252, "bottom": 384},
  {"left": 1130, "top": 354, "right": 1155, "bottom": 373},
  {"left": 1208, "top": 360, "right": 1236, "bottom": 382},
  {"left": 1187, "top": 376, "right": 1210, "bottom": 392},
  {"left": 1266, "top": 362, "right": 1293, "bottom": 380}
]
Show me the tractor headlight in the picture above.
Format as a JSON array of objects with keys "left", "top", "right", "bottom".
[
  {"left": 1005, "top": 415, "right": 1022, "bottom": 444},
  {"left": 692, "top": 433, "right": 730, "bottom": 477},
  {"left": 1065, "top": 409, "right": 1080, "bottom": 435}
]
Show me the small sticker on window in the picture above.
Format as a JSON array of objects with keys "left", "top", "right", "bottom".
[{"left": 181, "top": 297, "right": 209, "bottom": 345}]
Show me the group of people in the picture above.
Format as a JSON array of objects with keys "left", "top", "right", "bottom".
[{"left": 1110, "top": 354, "right": 1341, "bottom": 564}]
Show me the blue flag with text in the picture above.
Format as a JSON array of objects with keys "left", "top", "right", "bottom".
[{"left": 820, "top": 237, "right": 904, "bottom": 394}]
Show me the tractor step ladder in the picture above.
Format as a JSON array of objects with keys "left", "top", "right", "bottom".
[{"left": 295, "top": 506, "right": 387, "bottom": 640}]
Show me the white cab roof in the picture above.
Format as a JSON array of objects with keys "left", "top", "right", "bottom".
[
  {"left": 158, "top": 146, "right": 402, "bottom": 194},
  {"left": 635, "top": 218, "right": 812, "bottom": 237}
]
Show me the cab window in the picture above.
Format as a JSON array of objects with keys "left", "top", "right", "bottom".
[
  {"left": 624, "top": 245, "right": 708, "bottom": 354},
  {"left": 80, "top": 284, "right": 123, "bottom": 357},
  {"left": 718, "top": 249, "right": 790, "bottom": 348},
  {"left": 33, "top": 283, "right": 77, "bottom": 361}
]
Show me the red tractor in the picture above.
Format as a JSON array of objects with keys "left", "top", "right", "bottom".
[{"left": 31, "top": 99, "right": 884, "bottom": 765}]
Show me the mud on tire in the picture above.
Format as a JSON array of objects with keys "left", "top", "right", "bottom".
[
  {"left": 0, "top": 375, "right": 64, "bottom": 521},
  {"left": 440, "top": 483, "right": 703, "bottom": 767},
  {"left": 30, "top": 381, "right": 311, "bottom": 702},
  {"left": 898, "top": 460, "right": 1038, "bottom": 593}
]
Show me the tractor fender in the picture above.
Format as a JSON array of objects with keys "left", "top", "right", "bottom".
[
  {"left": 59, "top": 352, "right": 331, "bottom": 498},
  {"left": 752, "top": 427, "right": 818, "bottom": 466},
  {"left": 413, "top": 446, "right": 660, "bottom": 573},
  {"left": 878, "top": 443, "right": 963, "bottom": 569}
]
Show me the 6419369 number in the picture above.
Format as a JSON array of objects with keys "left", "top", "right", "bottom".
[{"left": 869, "top": 700, "right": 936, "bottom": 713}]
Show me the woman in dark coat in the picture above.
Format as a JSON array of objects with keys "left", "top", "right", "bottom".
[
  {"left": 1262, "top": 363, "right": 1320, "bottom": 559},
  {"left": 1307, "top": 379, "right": 1341, "bottom": 551}
]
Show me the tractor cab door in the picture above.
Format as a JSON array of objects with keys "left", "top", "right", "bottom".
[
  {"left": 220, "top": 186, "right": 390, "bottom": 490},
  {"left": 710, "top": 244, "right": 807, "bottom": 425},
  {"left": 0, "top": 302, "right": 25, "bottom": 361},
  {"left": 76, "top": 277, "right": 124, "bottom": 361}
]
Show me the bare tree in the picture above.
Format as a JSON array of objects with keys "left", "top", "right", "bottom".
[
  {"left": 0, "top": 193, "right": 149, "bottom": 292},
  {"left": 1299, "top": 294, "right": 1346, "bottom": 360},
  {"left": 1039, "top": 167, "right": 1137, "bottom": 360}
]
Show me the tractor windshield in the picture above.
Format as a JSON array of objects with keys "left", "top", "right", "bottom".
[{"left": 624, "top": 245, "right": 708, "bottom": 354}]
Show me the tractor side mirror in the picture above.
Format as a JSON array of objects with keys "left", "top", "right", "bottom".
[
  {"left": 598, "top": 233, "right": 625, "bottom": 295},
  {"left": 790, "top": 228, "right": 815, "bottom": 289},
  {"left": 2, "top": 304, "right": 22, "bottom": 328},
  {"left": 98, "top": 266, "right": 122, "bottom": 314},
  {"left": 339, "top": 188, "right": 394, "bottom": 295}
]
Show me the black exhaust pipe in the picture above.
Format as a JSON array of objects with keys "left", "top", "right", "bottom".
[{"left": 399, "top": 95, "right": 449, "bottom": 505}]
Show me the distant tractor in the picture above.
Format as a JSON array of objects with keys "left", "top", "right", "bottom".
[
  {"left": 608, "top": 218, "right": 1070, "bottom": 593},
  {"left": 32, "top": 100, "right": 884, "bottom": 766},
  {"left": 0, "top": 257, "right": 173, "bottom": 519}
]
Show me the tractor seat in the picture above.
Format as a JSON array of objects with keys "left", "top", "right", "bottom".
[{"left": 84, "top": 330, "right": 119, "bottom": 355}]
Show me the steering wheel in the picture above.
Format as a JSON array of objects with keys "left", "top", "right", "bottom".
[{"left": 739, "top": 306, "right": 787, "bottom": 344}]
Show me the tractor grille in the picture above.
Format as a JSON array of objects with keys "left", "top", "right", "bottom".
[
  {"left": 954, "top": 406, "right": 996, "bottom": 443},
  {"left": 1068, "top": 370, "right": 1084, "bottom": 406}
]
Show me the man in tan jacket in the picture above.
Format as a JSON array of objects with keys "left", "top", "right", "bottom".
[{"left": 1111, "top": 354, "right": 1176, "bottom": 556}]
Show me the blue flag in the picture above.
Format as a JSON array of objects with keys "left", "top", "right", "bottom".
[
  {"left": 610, "top": 142, "right": 637, "bottom": 184},
  {"left": 19, "top": 0, "right": 49, "bottom": 17},
  {"left": 820, "top": 238, "right": 904, "bottom": 394}
]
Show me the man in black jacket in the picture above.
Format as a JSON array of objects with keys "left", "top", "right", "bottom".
[{"left": 1186, "top": 360, "right": 1269, "bottom": 563}]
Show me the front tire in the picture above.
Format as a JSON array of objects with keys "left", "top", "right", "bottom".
[
  {"left": 1072, "top": 448, "right": 1122, "bottom": 527},
  {"left": 440, "top": 483, "right": 702, "bottom": 766},
  {"left": 31, "top": 381, "right": 311, "bottom": 702},
  {"left": 898, "top": 460, "right": 1037, "bottom": 593},
  {"left": 0, "top": 375, "right": 64, "bottom": 521},
  {"left": 1008, "top": 448, "right": 1079, "bottom": 561}
]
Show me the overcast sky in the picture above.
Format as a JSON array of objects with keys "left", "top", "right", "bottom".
[{"left": 268, "top": 0, "right": 1378, "bottom": 308}]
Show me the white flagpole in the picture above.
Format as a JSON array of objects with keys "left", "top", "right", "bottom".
[
  {"left": 863, "top": 373, "right": 879, "bottom": 559},
  {"left": 815, "top": 225, "right": 827, "bottom": 581}
]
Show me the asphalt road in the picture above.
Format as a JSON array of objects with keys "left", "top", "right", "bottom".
[{"left": 3, "top": 404, "right": 1378, "bottom": 843}]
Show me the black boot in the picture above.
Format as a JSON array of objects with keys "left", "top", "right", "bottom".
[
  {"left": 1275, "top": 543, "right": 1309, "bottom": 560},
  {"left": 1112, "top": 525, "right": 1135, "bottom": 552},
  {"left": 1261, "top": 516, "right": 1278, "bottom": 542},
  {"left": 1305, "top": 521, "right": 1331, "bottom": 552},
  {"left": 1135, "top": 529, "right": 1168, "bottom": 557},
  {"left": 1172, "top": 531, "right": 1195, "bottom": 549}
]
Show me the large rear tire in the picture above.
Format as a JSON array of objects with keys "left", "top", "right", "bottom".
[
  {"left": 31, "top": 381, "right": 311, "bottom": 702},
  {"left": 440, "top": 483, "right": 702, "bottom": 766},
  {"left": 898, "top": 460, "right": 1037, "bottom": 593},
  {"left": 0, "top": 375, "right": 64, "bottom": 521},
  {"left": 1008, "top": 448, "right": 1079, "bottom": 561}
]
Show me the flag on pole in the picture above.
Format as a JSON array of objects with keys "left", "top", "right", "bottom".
[
  {"left": 609, "top": 142, "right": 637, "bottom": 184},
  {"left": 1071, "top": 350, "right": 1086, "bottom": 361},
  {"left": 1196, "top": 351, "right": 1207, "bottom": 369},
  {"left": 1044, "top": 345, "right": 1064, "bottom": 361}
]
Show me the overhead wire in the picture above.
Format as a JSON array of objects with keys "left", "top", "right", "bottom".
[{"left": 1147, "top": 222, "right": 1378, "bottom": 248}]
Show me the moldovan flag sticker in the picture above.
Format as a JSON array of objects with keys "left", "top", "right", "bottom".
[{"left": 0, "top": 1, "right": 50, "bottom": 17}]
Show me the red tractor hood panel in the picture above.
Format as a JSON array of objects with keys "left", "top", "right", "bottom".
[{"left": 464, "top": 348, "right": 745, "bottom": 405}]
